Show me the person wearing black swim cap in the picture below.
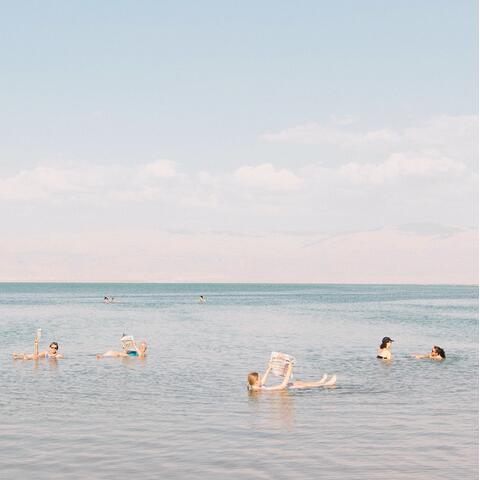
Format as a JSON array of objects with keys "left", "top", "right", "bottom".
[{"left": 377, "top": 337, "right": 394, "bottom": 360}]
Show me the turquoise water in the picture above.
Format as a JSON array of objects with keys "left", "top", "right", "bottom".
[{"left": 0, "top": 283, "right": 478, "bottom": 479}]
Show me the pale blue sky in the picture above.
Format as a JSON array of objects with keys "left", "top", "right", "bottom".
[{"left": 0, "top": 1, "right": 477, "bottom": 282}]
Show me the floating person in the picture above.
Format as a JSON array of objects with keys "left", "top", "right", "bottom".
[
  {"left": 412, "top": 345, "right": 446, "bottom": 360},
  {"left": 247, "top": 352, "right": 336, "bottom": 391},
  {"left": 103, "top": 296, "right": 115, "bottom": 303},
  {"left": 13, "top": 331, "right": 64, "bottom": 360},
  {"left": 377, "top": 337, "right": 394, "bottom": 360},
  {"left": 199, "top": 295, "right": 206, "bottom": 303},
  {"left": 96, "top": 335, "right": 147, "bottom": 359}
]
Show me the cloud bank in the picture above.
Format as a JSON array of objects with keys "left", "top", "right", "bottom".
[{"left": 0, "top": 114, "right": 476, "bottom": 283}]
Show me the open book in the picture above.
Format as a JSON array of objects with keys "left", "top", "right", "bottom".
[
  {"left": 270, "top": 352, "right": 296, "bottom": 377},
  {"left": 121, "top": 335, "right": 138, "bottom": 353}
]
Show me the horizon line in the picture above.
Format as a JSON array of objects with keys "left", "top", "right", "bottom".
[{"left": 0, "top": 281, "right": 477, "bottom": 287}]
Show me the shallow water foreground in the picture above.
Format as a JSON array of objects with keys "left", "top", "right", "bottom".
[{"left": 0, "top": 283, "right": 478, "bottom": 479}]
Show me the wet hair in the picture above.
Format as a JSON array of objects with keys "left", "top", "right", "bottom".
[
  {"left": 49, "top": 342, "right": 59, "bottom": 348},
  {"left": 379, "top": 339, "right": 391, "bottom": 349},
  {"left": 433, "top": 346, "right": 446, "bottom": 359},
  {"left": 247, "top": 372, "right": 259, "bottom": 388}
]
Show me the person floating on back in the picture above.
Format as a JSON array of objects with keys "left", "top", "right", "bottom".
[
  {"left": 412, "top": 345, "right": 446, "bottom": 360},
  {"left": 13, "top": 330, "right": 64, "bottom": 360},
  {"left": 377, "top": 337, "right": 394, "bottom": 360},
  {"left": 247, "top": 353, "right": 336, "bottom": 391},
  {"left": 96, "top": 335, "right": 147, "bottom": 359}
]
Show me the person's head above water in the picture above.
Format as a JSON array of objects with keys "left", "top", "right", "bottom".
[
  {"left": 247, "top": 372, "right": 259, "bottom": 388},
  {"left": 431, "top": 345, "right": 446, "bottom": 359},
  {"left": 49, "top": 342, "right": 59, "bottom": 352},
  {"left": 380, "top": 337, "right": 394, "bottom": 349},
  {"left": 138, "top": 341, "right": 147, "bottom": 354}
]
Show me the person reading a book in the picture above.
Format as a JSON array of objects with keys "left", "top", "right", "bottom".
[
  {"left": 96, "top": 340, "right": 147, "bottom": 359},
  {"left": 247, "top": 359, "right": 335, "bottom": 391}
]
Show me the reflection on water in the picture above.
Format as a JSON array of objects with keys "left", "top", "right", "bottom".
[
  {"left": 0, "top": 283, "right": 477, "bottom": 480},
  {"left": 248, "top": 389, "right": 295, "bottom": 430}
]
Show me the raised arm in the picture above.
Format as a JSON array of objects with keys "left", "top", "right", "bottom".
[
  {"left": 279, "top": 363, "right": 293, "bottom": 389},
  {"left": 260, "top": 363, "right": 272, "bottom": 386},
  {"left": 261, "top": 363, "right": 293, "bottom": 391},
  {"left": 32, "top": 336, "right": 40, "bottom": 359}
]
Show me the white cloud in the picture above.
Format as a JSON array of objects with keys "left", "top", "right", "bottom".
[
  {"left": 260, "top": 122, "right": 400, "bottom": 147},
  {"left": 0, "top": 161, "right": 180, "bottom": 202},
  {"left": 260, "top": 115, "right": 478, "bottom": 163},
  {"left": 330, "top": 114, "right": 357, "bottom": 126},
  {"left": 338, "top": 153, "right": 467, "bottom": 184},
  {"left": 404, "top": 115, "right": 477, "bottom": 148},
  {"left": 0, "top": 166, "right": 89, "bottom": 200},
  {"left": 143, "top": 159, "right": 177, "bottom": 178},
  {"left": 234, "top": 163, "right": 303, "bottom": 191}
]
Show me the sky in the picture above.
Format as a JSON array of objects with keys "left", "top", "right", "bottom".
[{"left": 0, "top": 0, "right": 478, "bottom": 283}]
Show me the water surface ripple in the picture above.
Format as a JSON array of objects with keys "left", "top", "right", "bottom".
[{"left": 0, "top": 283, "right": 477, "bottom": 479}]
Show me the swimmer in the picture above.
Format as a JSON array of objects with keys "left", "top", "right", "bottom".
[
  {"left": 377, "top": 337, "right": 394, "bottom": 360},
  {"left": 412, "top": 345, "right": 446, "bottom": 360},
  {"left": 96, "top": 341, "right": 147, "bottom": 359},
  {"left": 199, "top": 295, "right": 206, "bottom": 303},
  {"left": 13, "top": 334, "right": 64, "bottom": 360},
  {"left": 247, "top": 361, "right": 335, "bottom": 391}
]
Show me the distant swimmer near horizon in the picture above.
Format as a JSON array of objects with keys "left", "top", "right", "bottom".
[
  {"left": 96, "top": 335, "right": 147, "bottom": 359},
  {"left": 104, "top": 296, "right": 115, "bottom": 303},
  {"left": 13, "top": 330, "right": 64, "bottom": 360},
  {"left": 412, "top": 345, "right": 446, "bottom": 360},
  {"left": 377, "top": 337, "right": 394, "bottom": 360},
  {"left": 199, "top": 295, "right": 206, "bottom": 303},
  {"left": 247, "top": 353, "right": 336, "bottom": 391}
]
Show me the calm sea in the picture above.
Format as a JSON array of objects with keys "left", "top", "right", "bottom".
[{"left": 0, "top": 283, "right": 477, "bottom": 479}]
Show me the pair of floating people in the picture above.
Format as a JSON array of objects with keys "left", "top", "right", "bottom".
[
  {"left": 12, "top": 332, "right": 147, "bottom": 360},
  {"left": 377, "top": 336, "right": 446, "bottom": 361}
]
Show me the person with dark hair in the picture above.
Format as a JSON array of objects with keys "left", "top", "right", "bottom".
[
  {"left": 377, "top": 337, "right": 394, "bottom": 360},
  {"left": 13, "top": 333, "right": 64, "bottom": 360},
  {"left": 413, "top": 345, "right": 446, "bottom": 360}
]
